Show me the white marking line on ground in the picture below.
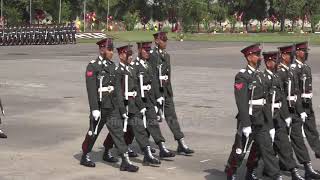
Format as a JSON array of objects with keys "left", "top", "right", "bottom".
[
  {"left": 207, "top": 46, "right": 243, "bottom": 50},
  {"left": 200, "top": 159, "right": 211, "bottom": 163},
  {"left": 145, "top": 177, "right": 156, "bottom": 179},
  {"left": 167, "top": 167, "right": 177, "bottom": 170}
]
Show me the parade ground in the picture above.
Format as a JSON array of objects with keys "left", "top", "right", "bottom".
[{"left": 1, "top": 41, "right": 320, "bottom": 180}]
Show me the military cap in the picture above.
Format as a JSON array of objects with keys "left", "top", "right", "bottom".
[
  {"left": 278, "top": 45, "right": 295, "bottom": 54},
  {"left": 137, "top": 41, "right": 152, "bottom": 51},
  {"left": 153, "top": 31, "right": 168, "bottom": 41},
  {"left": 241, "top": 43, "right": 262, "bottom": 56},
  {"left": 295, "top": 41, "right": 309, "bottom": 51},
  {"left": 117, "top": 45, "right": 133, "bottom": 56},
  {"left": 96, "top": 38, "right": 113, "bottom": 49},
  {"left": 262, "top": 51, "right": 279, "bottom": 62}
]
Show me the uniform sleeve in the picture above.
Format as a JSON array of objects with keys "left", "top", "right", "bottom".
[
  {"left": 166, "top": 54, "right": 174, "bottom": 96},
  {"left": 234, "top": 73, "right": 251, "bottom": 128},
  {"left": 115, "top": 69, "right": 126, "bottom": 115},
  {"left": 279, "top": 78, "right": 290, "bottom": 120},
  {"left": 133, "top": 68, "right": 146, "bottom": 111},
  {"left": 85, "top": 63, "right": 99, "bottom": 111},
  {"left": 293, "top": 69, "right": 304, "bottom": 114}
]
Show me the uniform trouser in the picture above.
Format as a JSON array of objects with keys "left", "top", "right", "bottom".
[
  {"left": 82, "top": 108, "right": 128, "bottom": 155},
  {"left": 146, "top": 105, "right": 166, "bottom": 144},
  {"left": 289, "top": 109, "right": 311, "bottom": 164},
  {"left": 226, "top": 126, "right": 280, "bottom": 178},
  {"left": 303, "top": 102, "right": 320, "bottom": 155},
  {"left": 274, "top": 125, "right": 297, "bottom": 171},
  {"left": 104, "top": 125, "right": 134, "bottom": 149},
  {"left": 103, "top": 113, "right": 150, "bottom": 151},
  {"left": 164, "top": 96, "right": 184, "bottom": 140}
]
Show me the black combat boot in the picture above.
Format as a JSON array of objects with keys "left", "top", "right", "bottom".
[
  {"left": 151, "top": 147, "right": 156, "bottom": 154},
  {"left": 80, "top": 153, "right": 96, "bottom": 167},
  {"left": 128, "top": 146, "right": 138, "bottom": 158},
  {"left": 315, "top": 152, "right": 320, "bottom": 159},
  {"left": 177, "top": 138, "right": 194, "bottom": 155},
  {"left": 291, "top": 168, "right": 305, "bottom": 180},
  {"left": 158, "top": 142, "right": 175, "bottom": 158},
  {"left": 304, "top": 162, "right": 320, "bottom": 180},
  {"left": 0, "top": 129, "right": 7, "bottom": 138},
  {"left": 227, "top": 174, "right": 237, "bottom": 180},
  {"left": 143, "top": 146, "right": 161, "bottom": 165},
  {"left": 102, "top": 148, "right": 119, "bottom": 163},
  {"left": 245, "top": 169, "right": 260, "bottom": 180},
  {"left": 120, "top": 152, "right": 139, "bottom": 172}
]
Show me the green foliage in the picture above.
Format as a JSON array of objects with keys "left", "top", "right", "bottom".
[{"left": 123, "top": 11, "right": 139, "bottom": 31}]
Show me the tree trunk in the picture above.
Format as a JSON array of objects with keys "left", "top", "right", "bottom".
[
  {"left": 273, "top": 23, "right": 275, "bottom": 32},
  {"left": 198, "top": 22, "right": 200, "bottom": 32},
  {"left": 291, "top": 20, "right": 295, "bottom": 31},
  {"left": 302, "top": 17, "right": 305, "bottom": 31},
  {"left": 280, "top": 15, "right": 285, "bottom": 32},
  {"left": 260, "top": 20, "right": 263, "bottom": 32}
]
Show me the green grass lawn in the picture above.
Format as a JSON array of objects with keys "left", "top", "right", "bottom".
[{"left": 78, "top": 31, "right": 320, "bottom": 45}]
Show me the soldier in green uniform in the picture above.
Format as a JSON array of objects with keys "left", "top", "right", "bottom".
[
  {"left": 262, "top": 51, "right": 304, "bottom": 180},
  {"left": 0, "top": 97, "right": 6, "bottom": 138},
  {"left": 149, "top": 32, "right": 194, "bottom": 155},
  {"left": 277, "top": 45, "right": 320, "bottom": 179},
  {"left": 80, "top": 38, "right": 139, "bottom": 172},
  {"left": 130, "top": 41, "right": 176, "bottom": 158},
  {"left": 293, "top": 42, "right": 320, "bottom": 159},
  {"left": 113, "top": 45, "right": 161, "bottom": 166},
  {"left": 225, "top": 44, "right": 282, "bottom": 180}
]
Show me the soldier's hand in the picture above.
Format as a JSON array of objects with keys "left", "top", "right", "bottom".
[
  {"left": 269, "top": 128, "right": 275, "bottom": 143},
  {"left": 300, "top": 112, "right": 308, "bottom": 123},
  {"left": 285, "top": 117, "right": 292, "bottom": 127},
  {"left": 92, "top": 110, "right": 101, "bottom": 121},
  {"left": 242, "top": 126, "right": 252, "bottom": 138},
  {"left": 122, "top": 113, "right": 128, "bottom": 119},
  {"left": 140, "top": 108, "right": 147, "bottom": 114},
  {"left": 154, "top": 106, "right": 158, "bottom": 113},
  {"left": 157, "top": 97, "right": 164, "bottom": 105}
]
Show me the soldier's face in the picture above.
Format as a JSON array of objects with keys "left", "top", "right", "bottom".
[
  {"left": 141, "top": 48, "right": 150, "bottom": 60},
  {"left": 266, "top": 60, "right": 276, "bottom": 71},
  {"left": 156, "top": 38, "right": 167, "bottom": 49},
  {"left": 101, "top": 47, "right": 113, "bottom": 60},
  {"left": 296, "top": 50, "right": 307, "bottom": 61},
  {"left": 281, "top": 53, "right": 291, "bottom": 65},
  {"left": 247, "top": 53, "right": 261, "bottom": 68}
]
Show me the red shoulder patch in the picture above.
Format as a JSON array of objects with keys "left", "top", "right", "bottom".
[
  {"left": 234, "top": 83, "right": 244, "bottom": 90},
  {"left": 86, "top": 71, "right": 93, "bottom": 77}
]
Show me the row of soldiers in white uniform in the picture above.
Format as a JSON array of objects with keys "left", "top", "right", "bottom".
[
  {"left": 0, "top": 24, "right": 76, "bottom": 46},
  {"left": 226, "top": 42, "right": 320, "bottom": 180}
]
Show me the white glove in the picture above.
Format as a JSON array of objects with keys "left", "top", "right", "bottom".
[
  {"left": 300, "top": 112, "right": 308, "bottom": 123},
  {"left": 122, "top": 113, "right": 128, "bottom": 119},
  {"left": 140, "top": 108, "right": 147, "bottom": 114},
  {"left": 154, "top": 106, "right": 158, "bottom": 113},
  {"left": 92, "top": 110, "right": 100, "bottom": 121},
  {"left": 157, "top": 97, "right": 164, "bottom": 105},
  {"left": 269, "top": 128, "right": 275, "bottom": 143},
  {"left": 242, "top": 126, "right": 252, "bottom": 138},
  {"left": 285, "top": 117, "right": 292, "bottom": 127}
]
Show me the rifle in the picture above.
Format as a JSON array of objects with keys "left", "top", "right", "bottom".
[{"left": 123, "top": 74, "right": 129, "bottom": 132}]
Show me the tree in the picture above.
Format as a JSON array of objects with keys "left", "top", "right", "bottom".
[{"left": 305, "top": 0, "right": 320, "bottom": 32}]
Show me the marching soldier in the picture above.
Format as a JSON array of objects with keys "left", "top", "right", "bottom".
[
  {"left": 112, "top": 44, "right": 161, "bottom": 166},
  {"left": 131, "top": 41, "right": 176, "bottom": 158},
  {"left": 277, "top": 45, "right": 320, "bottom": 179},
  {"left": 225, "top": 44, "right": 282, "bottom": 180},
  {"left": 80, "top": 38, "right": 139, "bottom": 172},
  {"left": 294, "top": 42, "right": 320, "bottom": 158},
  {"left": 262, "top": 51, "right": 304, "bottom": 180},
  {"left": 149, "top": 31, "right": 194, "bottom": 155},
  {"left": 71, "top": 23, "right": 77, "bottom": 44},
  {"left": 0, "top": 97, "right": 6, "bottom": 138},
  {"left": 0, "top": 26, "right": 3, "bottom": 46}
]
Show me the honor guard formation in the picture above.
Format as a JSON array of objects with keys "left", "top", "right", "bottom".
[
  {"left": 225, "top": 42, "right": 320, "bottom": 180},
  {"left": 80, "top": 32, "right": 194, "bottom": 172},
  {"left": 0, "top": 24, "right": 76, "bottom": 46}
]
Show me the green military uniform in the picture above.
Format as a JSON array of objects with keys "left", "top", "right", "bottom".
[
  {"left": 294, "top": 42, "right": 320, "bottom": 158},
  {"left": 81, "top": 55, "right": 128, "bottom": 157},
  {"left": 225, "top": 44, "right": 282, "bottom": 180},
  {"left": 277, "top": 45, "right": 320, "bottom": 179}
]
